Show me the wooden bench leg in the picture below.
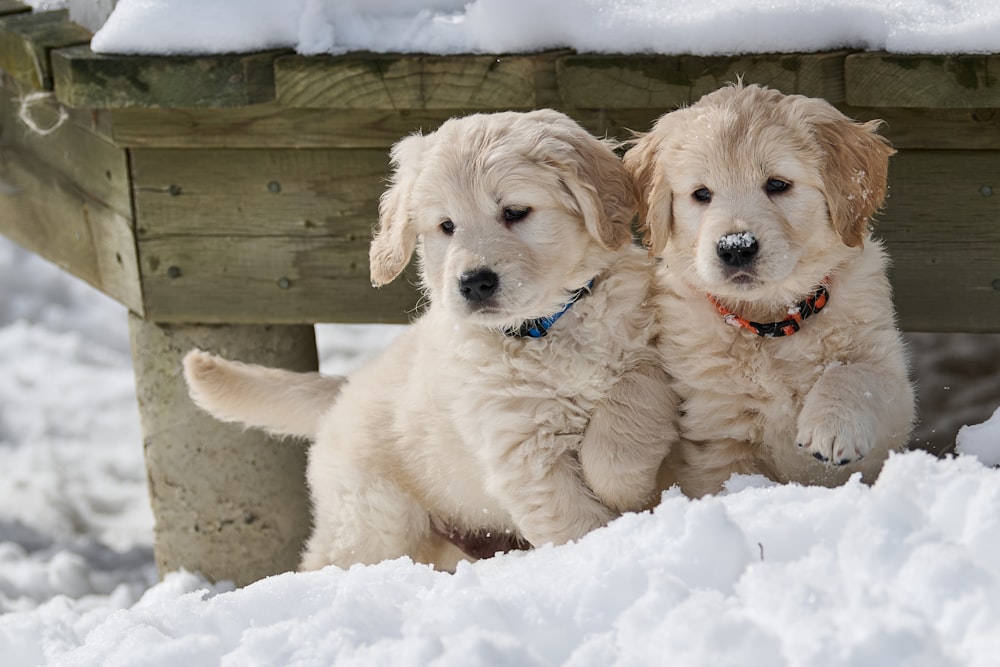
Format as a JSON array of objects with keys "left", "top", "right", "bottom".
[{"left": 128, "top": 315, "right": 317, "bottom": 586}]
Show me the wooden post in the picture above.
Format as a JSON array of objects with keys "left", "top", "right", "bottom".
[{"left": 128, "top": 316, "right": 317, "bottom": 586}]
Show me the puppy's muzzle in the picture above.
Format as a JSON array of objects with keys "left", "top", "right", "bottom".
[
  {"left": 458, "top": 268, "right": 499, "bottom": 304},
  {"left": 717, "top": 231, "right": 759, "bottom": 268}
]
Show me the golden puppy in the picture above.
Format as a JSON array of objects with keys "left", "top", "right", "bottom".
[
  {"left": 185, "top": 110, "right": 678, "bottom": 570},
  {"left": 624, "top": 84, "right": 915, "bottom": 497}
]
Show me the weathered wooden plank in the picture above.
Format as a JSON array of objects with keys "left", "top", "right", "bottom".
[
  {"left": 108, "top": 104, "right": 453, "bottom": 148},
  {"left": 275, "top": 54, "right": 540, "bottom": 109},
  {"left": 558, "top": 52, "right": 849, "bottom": 109},
  {"left": 0, "top": 9, "right": 91, "bottom": 90},
  {"left": 129, "top": 146, "right": 418, "bottom": 323},
  {"left": 846, "top": 53, "right": 1000, "bottom": 108},
  {"left": 138, "top": 235, "right": 419, "bottom": 324},
  {"left": 0, "top": 1, "right": 30, "bottom": 17},
  {"left": 109, "top": 105, "right": 646, "bottom": 150},
  {"left": 878, "top": 150, "right": 1000, "bottom": 332},
  {"left": 96, "top": 102, "right": 1000, "bottom": 152},
  {"left": 0, "top": 84, "right": 131, "bottom": 216},
  {"left": 130, "top": 148, "right": 388, "bottom": 237},
  {"left": 52, "top": 45, "right": 282, "bottom": 109},
  {"left": 843, "top": 106, "right": 1000, "bottom": 151},
  {"left": 0, "top": 137, "right": 141, "bottom": 314}
]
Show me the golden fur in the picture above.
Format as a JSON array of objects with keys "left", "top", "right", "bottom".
[
  {"left": 624, "top": 84, "right": 915, "bottom": 497},
  {"left": 185, "top": 110, "right": 678, "bottom": 570}
]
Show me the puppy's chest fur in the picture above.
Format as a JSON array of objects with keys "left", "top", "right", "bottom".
[
  {"left": 661, "top": 288, "right": 832, "bottom": 445},
  {"left": 456, "top": 260, "right": 660, "bottom": 438}
]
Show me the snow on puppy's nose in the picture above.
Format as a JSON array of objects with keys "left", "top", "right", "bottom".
[{"left": 717, "top": 231, "right": 759, "bottom": 267}]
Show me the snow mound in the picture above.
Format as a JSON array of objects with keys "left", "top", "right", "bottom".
[
  {"left": 957, "top": 406, "right": 1000, "bottom": 466},
  {"left": 5, "top": 451, "right": 1000, "bottom": 666}
]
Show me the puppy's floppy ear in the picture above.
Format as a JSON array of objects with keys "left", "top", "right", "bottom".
[
  {"left": 805, "top": 102, "right": 896, "bottom": 247},
  {"left": 531, "top": 110, "right": 636, "bottom": 251},
  {"left": 370, "top": 132, "right": 425, "bottom": 287},
  {"left": 623, "top": 126, "right": 672, "bottom": 258}
]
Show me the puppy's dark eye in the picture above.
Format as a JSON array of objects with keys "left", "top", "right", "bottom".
[
  {"left": 766, "top": 179, "right": 791, "bottom": 194},
  {"left": 503, "top": 206, "right": 531, "bottom": 223},
  {"left": 440, "top": 220, "right": 455, "bottom": 235},
  {"left": 692, "top": 188, "right": 712, "bottom": 203}
]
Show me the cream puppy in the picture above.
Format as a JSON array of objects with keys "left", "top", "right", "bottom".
[
  {"left": 185, "top": 110, "right": 677, "bottom": 570},
  {"left": 624, "top": 84, "right": 914, "bottom": 497}
]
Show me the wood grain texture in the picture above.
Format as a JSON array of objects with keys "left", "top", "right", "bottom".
[
  {"left": 844, "top": 106, "right": 1000, "bottom": 150},
  {"left": 0, "top": 81, "right": 139, "bottom": 311},
  {"left": 846, "top": 53, "right": 1000, "bottom": 108},
  {"left": 130, "top": 146, "right": 419, "bottom": 323},
  {"left": 275, "top": 53, "right": 540, "bottom": 109},
  {"left": 138, "top": 235, "right": 421, "bottom": 324},
  {"left": 130, "top": 147, "right": 388, "bottom": 237},
  {"left": 0, "top": 9, "right": 90, "bottom": 90},
  {"left": 0, "top": 138, "right": 141, "bottom": 313},
  {"left": 52, "top": 45, "right": 282, "bottom": 108},
  {"left": 0, "top": 85, "right": 130, "bottom": 216},
  {"left": 0, "top": 0, "right": 30, "bottom": 17},
  {"left": 878, "top": 150, "right": 1000, "bottom": 332},
  {"left": 104, "top": 104, "right": 460, "bottom": 149},
  {"left": 558, "top": 52, "right": 849, "bottom": 109},
  {"left": 95, "top": 103, "right": 1000, "bottom": 152}
]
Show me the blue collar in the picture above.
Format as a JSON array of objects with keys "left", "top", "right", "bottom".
[{"left": 504, "top": 279, "right": 595, "bottom": 339}]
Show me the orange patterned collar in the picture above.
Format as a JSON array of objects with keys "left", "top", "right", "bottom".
[{"left": 708, "top": 278, "right": 830, "bottom": 338}]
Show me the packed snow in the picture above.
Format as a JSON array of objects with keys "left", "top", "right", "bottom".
[
  {"left": 957, "top": 407, "right": 1000, "bottom": 467},
  {"left": 89, "top": 0, "right": 1000, "bottom": 56}
]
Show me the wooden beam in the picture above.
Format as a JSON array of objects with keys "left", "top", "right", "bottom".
[
  {"left": 1, "top": 85, "right": 130, "bottom": 215},
  {"left": 275, "top": 53, "right": 541, "bottom": 109},
  {"left": 91, "top": 102, "right": 1000, "bottom": 152},
  {"left": 846, "top": 53, "right": 1000, "bottom": 108},
  {"left": 0, "top": 9, "right": 91, "bottom": 90},
  {"left": 130, "top": 147, "right": 420, "bottom": 323},
  {"left": 844, "top": 106, "right": 1000, "bottom": 151},
  {"left": 0, "top": 1, "right": 31, "bottom": 18},
  {"left": 52, "top": 45, "right": 283, "bottom": 108},
  {"left": 137, "top": 235, "right": 420, "bottom": 324},
  {"left": 557, "top": 52, "right": 849, "bottom": 109},
  {"left": 103, "top": 104, "right": 455, "bottom": 149},
  {"left": 878, "top": 150, "right": 1000, "bottom": 332},
  {"left": 0, "top": 84, "right": 140, "bottom": 312},
  {"left": 130, "top": 147, "right": 389, "bottom": 237}
]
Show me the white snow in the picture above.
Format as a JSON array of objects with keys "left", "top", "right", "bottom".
[
  {"left": 90, "top": 0, "right": 1000, "bottom": 56},
  {"left": 957, "top": 406, "right": 1000, "bottom": 467}
]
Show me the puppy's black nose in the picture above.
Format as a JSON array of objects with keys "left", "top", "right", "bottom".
[
  {"left": 717, "top": 232, "right": 759, "bottom": 267},
  {"left": 459, "top": 268, "right": 499, "bottom": 302}
]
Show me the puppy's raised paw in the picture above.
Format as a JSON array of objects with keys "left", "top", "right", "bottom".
[{"left": 796, "top": 414, "right": 876, "bottom": 466}]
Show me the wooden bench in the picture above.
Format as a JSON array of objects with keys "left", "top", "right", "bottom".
[{"left": 2, "top": 4, "right": 998, "bottom": 585}]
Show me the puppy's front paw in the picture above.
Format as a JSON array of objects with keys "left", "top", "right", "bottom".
[{"left": 796, "top": 413, "right": 875, "bottom": 466}]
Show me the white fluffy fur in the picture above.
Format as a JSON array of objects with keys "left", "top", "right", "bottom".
[
  {"left": 184, "top": 110, "right": 677, "bottom": 570},
  {"left": 625, "top": 84, "right": 915, "bottom": 498}
]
